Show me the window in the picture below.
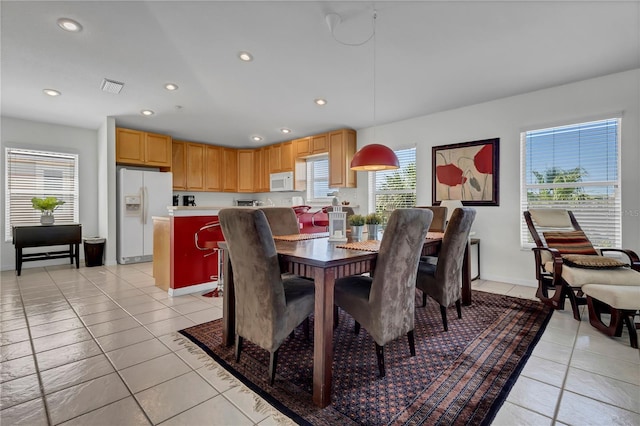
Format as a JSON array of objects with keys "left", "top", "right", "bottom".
[
  {"left": 5, "top": 148, "right": 79, "bottom": 241},
  {"left": 306, "top": 156, "right": 334, "bottom": 202},
  {"left": 368, "top": 147, "right": 416, "bottom": 216},
  {"left": 520, "top": 118, "right": 621, "bottom": 248}
]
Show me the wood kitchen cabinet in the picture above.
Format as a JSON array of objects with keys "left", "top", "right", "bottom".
[
  {"left": 116, "top": 127, "right": 171, "bottom": 169},
  {"left": 280, "top": 141, "right": 294, "bottom": 172},
  {"left": 311, "top": 133, "right": 328, "bottom": 154},
  {"left": 328, "top": 129, "right": 357, "bottom": 188},
  {"left": 268, "top": 144, "right": 281, "bottom": 173},
  {"left": 205, "top": 145, "right": 223, "bottom": 192},
  {"left": 294, "top": 137, "right": 311, "bottom": 158},
  {"left": 253, "top": 147, "right": 269, "bottom": 192},
  {"left": 222, "top": 148, "right": 238, "bottom": 192},
  {"left": 171, "top": 141, "right": 187, "bottom": 190},
  {"left": 262, "top": 146, "right": 270, "bottom": 191},
  {"left": 186, "top": 143, "right": 205, "bottom": 191},
  {"left": 237, "top": 149, "right": 254, "bottom": 192}
]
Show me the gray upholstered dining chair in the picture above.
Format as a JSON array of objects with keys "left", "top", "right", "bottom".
[
  {"left": 416, "top": 206, "right": 448, "bottom": 232},
  {"left": 218, "top": 208, "right": 315, "bottom": 385},
  {"left": 259, "top": 207, "right": 300, "bottom": 236},
  {"left": 333, "top": 208, "right": 433, "bottom": 377},
  {"left": 416, "top": 207, "right": 476, "bottom": 331}
]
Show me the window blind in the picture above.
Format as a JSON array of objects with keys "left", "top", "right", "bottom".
[
  {"left": 5, "top": 148, "right": 79, "bottom": 241},
  {"left": 368, "top": 147, "right": 416, "bottom": 215},
  {"left": 306, "top": 156, "right": 333, "bottom": 201},
  {"left": 520, "top": 118, "right": 621, "bottom": 248}
]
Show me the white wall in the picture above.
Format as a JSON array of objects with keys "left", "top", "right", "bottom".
[
  {"left": 355, "top": 69, "right": 640, "bottom": 286},
  {"left": 1, "top": 117, "right": 100, "bottom": 270}
]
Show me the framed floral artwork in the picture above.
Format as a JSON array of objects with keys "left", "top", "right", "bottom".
[{"left": 432, "top": 138, "right": 499, "bottom": 206}]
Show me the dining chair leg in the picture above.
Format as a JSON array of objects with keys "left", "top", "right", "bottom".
[
  {"left": 269, "top": 349, "right": 279, "bottom": 385},
  {"left": 422, "top": 292, "right": 427, "bottom": 307},
  {"left": 407, "top": 330, "right": 416, "bottom": 356},
  {"left": 235, "top": 335, "right": 243, "bottom": 362},
  {"left": 440, "top": 305, "right": 448, "bottom": 331},
  {"left": 375, "top": 343, "right": 385, "bottom": 377},
  {"left": 333, "top": 305, "right": 339, "bottom": 329},
  {"left": 455, "top": 299, "right": 462, "bottom": 319},
  {"left": 354, "top": 321, "right": 361, "bottom": 335}
]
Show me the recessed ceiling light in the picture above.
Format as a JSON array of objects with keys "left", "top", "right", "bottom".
[
  {"left": 251, "top": 136, "right": 263, "bottom": 142},
  {"left": 43, "top": 89, "right": 61, "bottom": 97},
  {"left": 140, "top": 109, "right": 155, "bottom": 116},
  {"left": 314, "top": 98, "right": 327, "bottom": 106},
  {"left": 57, "top": 18, "right": 82, "bottom": 32},
  {"left": 164, "top": 83, "right": 179, "bottom": 91},
  {"left": 238, "top": 51, "right": 253, "bottom": 62},
  {"left": 281, "top": 128, "right": 291, "bottom": 134}
]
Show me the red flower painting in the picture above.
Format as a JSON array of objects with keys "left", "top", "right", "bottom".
[
  {"left": 473, "top": 144, "right": 493, "bottom": 174},
  {"left": 436, "top": 164, "right": 468, "bottom": 186},
  {"left": 432, "top": 138, "right": 499, "bottom": 206}
]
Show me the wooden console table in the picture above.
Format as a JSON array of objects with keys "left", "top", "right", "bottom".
[{"left": 12, "top": 223, "right": 82, "bottom": 276}]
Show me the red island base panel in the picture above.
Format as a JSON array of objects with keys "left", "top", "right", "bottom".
[{"left": 170, "top": 215, "right": 223, "bottom": 295}]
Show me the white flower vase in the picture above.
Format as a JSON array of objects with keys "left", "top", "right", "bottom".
[{"left": 40, "top": 214, "right": 54, "bottom": 225}]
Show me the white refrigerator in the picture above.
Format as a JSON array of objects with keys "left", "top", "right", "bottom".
[{"left": 117, "top": 168, "right": 172, "bottom": 264}]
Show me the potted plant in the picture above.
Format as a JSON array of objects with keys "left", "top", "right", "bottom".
[
  {"left": 348, "top": 214, "right": 365, "bottom": 239},
  {"left": 365, "top": 213, "right": 383, "bottom": 240},
  {"left": 31, "top": 197, "right": 65, "bottom": 224}
]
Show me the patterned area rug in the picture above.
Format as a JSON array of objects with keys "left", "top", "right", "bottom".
[{"left": 179, "top": 291, "right": 551, "bottom": 425}]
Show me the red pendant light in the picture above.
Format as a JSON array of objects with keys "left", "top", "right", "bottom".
[{"left": 350, "top": 143, "right": 400, "bottom": 171}]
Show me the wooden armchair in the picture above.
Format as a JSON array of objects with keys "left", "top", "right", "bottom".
[{"left": 524, "top": 208, "right": 640, "bottom": 320}]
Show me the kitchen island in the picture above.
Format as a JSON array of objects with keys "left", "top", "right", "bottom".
[
  {"left": 154, "top": 206, "right": 227, "bottom": 296},
  {"left": 153, "top": 205, "right": 358, "bottom": 295}
]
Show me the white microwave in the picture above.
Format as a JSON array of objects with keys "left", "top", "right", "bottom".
[{"left": 270, "top": 171, "right": 294, "bottom": 192}]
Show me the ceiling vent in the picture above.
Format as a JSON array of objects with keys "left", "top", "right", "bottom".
[{"left": 100, "top": 78, "right": 124, "bottom": 94}]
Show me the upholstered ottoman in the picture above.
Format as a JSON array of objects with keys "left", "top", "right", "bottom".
[{"left": 581, "top": 284, "right": 640, "bottom": 348}]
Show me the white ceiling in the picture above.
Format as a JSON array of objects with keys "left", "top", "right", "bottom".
[{"left": 2, "top": 1, "right": 638, "bottom": 148}]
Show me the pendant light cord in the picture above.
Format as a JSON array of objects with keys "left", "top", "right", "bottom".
[{"left": 372, "top": 9, "right": 377, "bottom": 144}]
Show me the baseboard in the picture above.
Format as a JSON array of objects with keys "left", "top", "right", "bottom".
[{"left": 168, "top": 281, "right": 217, "bottom": 297}]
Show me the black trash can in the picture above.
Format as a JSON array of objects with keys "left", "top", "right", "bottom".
[{"left": 84, "top": 237, "right": 105, "bottom": 267}]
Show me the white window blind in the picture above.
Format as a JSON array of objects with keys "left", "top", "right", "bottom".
[
  {"left": 306, "top": 156, "right": 334, "bottom": 201},
  {"left": 368, "top": 147, "right": 416, "bottom": 216},
  {"left": 520, "top": 118, "right": 621, "bottom": 248},
  {"left": 5, "top": 148, "right": 79, "bottom": 241}
]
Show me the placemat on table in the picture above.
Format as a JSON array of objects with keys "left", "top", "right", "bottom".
[
  {"left": 336, "top": 240, "right": 381, "bottom": 252},
  {"left": 273, "top": 232, "right": 330, "bottom": 241}
]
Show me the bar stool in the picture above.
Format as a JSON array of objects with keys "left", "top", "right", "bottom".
[{"left": 194, "top": 221, "right": 224, "bottom": 296}]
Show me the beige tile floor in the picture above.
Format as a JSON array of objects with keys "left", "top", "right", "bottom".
[{"left": 1, "top": 263, "right": 638, "bottom": 425}]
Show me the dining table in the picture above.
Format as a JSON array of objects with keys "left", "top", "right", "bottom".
[{"left": 219, "top": 233, "right": 471, "bottom": 408}]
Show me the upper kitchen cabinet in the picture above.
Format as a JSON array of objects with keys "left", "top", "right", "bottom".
[
  {"left": 237, "top": 149, "right": 254, "bottom": 193},
  {"left": 186, "top": 143, "right": 205, "bottom": 191},
  {"left": 116, "top": 127, "right": 171, "bottom": 170},
  {"left": 311, "top": 133, "right": 328, "bottom": 154},
  {"left": 268, "top": 144, "right": 281, "bottom": 173},
  {"left": 222, "top": 147, "right": 238, "bottom": 192},
  {"left": 280, "top": 141, "right": 294, "bottom": 172},
  {"left": 328, "top": 129, "right": 357, "bottom": 188},
  {"left": 204, "top": 145, "right": 223, "bottom": 192},
  {"left": 171, "top": 141, "right": 187, "bottom": 190},
  {"left": 172, "top": 141, "right": 205, "bottom": 191},
  {"left": 294, "top": 137, "right": 310, "bottom": 158},
  {"left": 253, "top": 147, "right": 269, "bottom": 192}
]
